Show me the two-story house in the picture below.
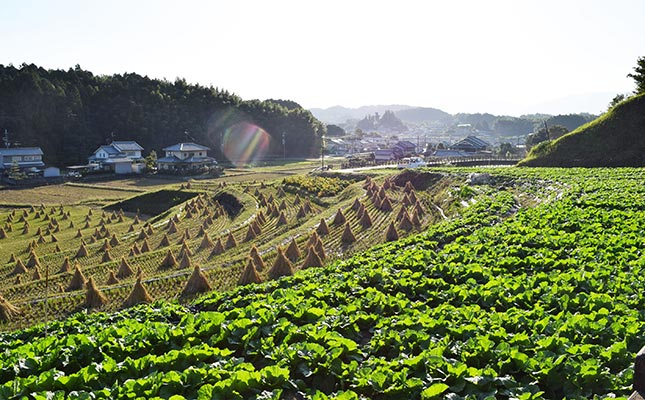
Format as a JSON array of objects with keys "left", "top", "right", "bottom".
[
  {"left": 393, "top": 140, "right": 417, "bottom": 159},
  {"left": 156, "top": 142, "right": 217, "bottom": 172},
  {"left": 88, "top": 141, "right": 145, "bottom": 174},
  {"left": 0, "top": 147, "right": 45, "bottom": 174}
]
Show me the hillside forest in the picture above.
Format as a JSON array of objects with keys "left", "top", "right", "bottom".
[{"left": 0, "top": 64, "right": 326, "bottom": 166}]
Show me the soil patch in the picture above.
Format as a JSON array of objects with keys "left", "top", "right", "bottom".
[{"left": 391, "top": 170, "right": 443, "bottom": 191}]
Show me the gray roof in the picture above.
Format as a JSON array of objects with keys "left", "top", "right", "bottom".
[
  {"left": 395, "top": 141, "right": 416, "bottom": 150},
  {"left": 157, "top": 155, "right": 216, "bottom": 164},
  {"left": 0, "top": 161, "right": 45, "bottom": 170},
  {"left": 96, "top": 145, "right": 121, "bottom": 155},
  {"left": 433, "top": 149, "right": 470, "bottom": 157},
  {"left": 102, "top": 157, "right": 137, "bottom": 164},
  {"left": 163, "top": 142, "right": 210, "bottom": 152},
  {"left": 183, "top": 156, "right": 216, "bottom": 164},
  {"left": 451, "top": 136, "right": 490, "bottom": 150},
  {"left": 112, "top": 141, "right": 144, "bottom": 151},
  {"left": 156, "top": 156, "right": 183, "bottom": 163},
  {"left": 0, "top": 147, "right": 43, "bottom": 156}
]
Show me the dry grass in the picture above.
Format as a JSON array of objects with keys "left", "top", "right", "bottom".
[
  {"left": 0, "top": 294, "right": 21, "bottom": 322},
  {"left": 84, "top": 277, "right": 108, "bottom": 309},
  {"left": 122, "top": 277, "right": 153, "bottom": 308},
  {"left": 268, "top": 247, "right": 294, "bottom": 280},
  {"left": 182, "top": 265, "right": 212, "bottom": 295},
  {"left": 0, "top": 184, "right": 140, "bottom": 206},
  {"left": 238, "top": 257, "right": 262, "bottom": 286}
]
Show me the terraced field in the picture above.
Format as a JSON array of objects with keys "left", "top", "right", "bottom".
[{"left": 0, "top": 170, "right": 478, "bottom": 331}]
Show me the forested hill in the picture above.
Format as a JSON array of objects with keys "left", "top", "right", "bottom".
[{"left": 0, "top": 64, "right": 325, "bottom": 166}]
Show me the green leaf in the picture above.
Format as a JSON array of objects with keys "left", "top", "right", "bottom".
[{"left": 421, "top": 383, "right": 449, "bottom": 399}]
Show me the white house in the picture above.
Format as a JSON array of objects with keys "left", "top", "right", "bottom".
[
  {"left": 326, "top": 138, "right": 349, "bottom": 155},
  {"left": 88, "top": 141, "right": 144, "bottom": 174},
  {"left": 156, "top": 142, "right": 217, "bottom": 172},
  {"left": 374, "top": 149, "right": 395, "bottom": 162},
  {"left": 0, "top": 147, "right": 45, "bottom": 172}
]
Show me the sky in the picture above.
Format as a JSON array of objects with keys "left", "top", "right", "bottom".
[{"left": 1, "top": 0, "right": 643, "bottom": 116}]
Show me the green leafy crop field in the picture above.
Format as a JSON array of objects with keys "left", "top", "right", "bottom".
[{"left": 1, "top": 167, "right": 643, "bottom": 399}]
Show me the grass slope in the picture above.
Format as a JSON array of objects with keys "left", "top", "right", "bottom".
[
  {"left": 519, "top": 93, "right": 645, "bottom": 167},
  {"left": 1, "top": 168, "right": 643, "bottom": 399}
]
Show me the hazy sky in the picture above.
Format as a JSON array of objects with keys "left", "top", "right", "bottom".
[{"left": 1, "top": 0, "right": 642, "bottom": 116}]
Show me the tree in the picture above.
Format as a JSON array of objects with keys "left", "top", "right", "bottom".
[
  {"left": 145, "top": 150, "right": 157, "bottom": 170},
  {"left": 526, "top": 124, "right": 569, "bottom": 149},
  {"left": 608, "top": 94, "right": 627, "bottom": 110},
  {"left": 546, "top": 125, "right": 570, "bottom": 141},
  {"left": 0, "top": 64, "right": 325, "bottom": 166},
  {"left": 497, "top": 142, "right": 515, "bottom": 157},
  {"left": 379, "top": 110, "right": 407, "bottom": 132},
  {"left": 627, "top": 56, "right": 645, "bottom": 94},
  {"left": 546, "top": 114, "right": 595, "bottom": 132},
  {"left": 493, "top": 117, "right": 534, "bottom": 136},
  {"left": 8, "top": 160, "right": 23, "bottom": 180},
  {"left": 326, "top": 124, "right": 345, "bottom": 137}
]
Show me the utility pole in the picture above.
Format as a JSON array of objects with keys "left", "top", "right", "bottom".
[
  {"left": 282, "top": 131, "right": 286, "bottom": 160},
  {"left": 44, "top": 263, "right": 49, "bottom": 335},
  {"left": 320, "top": 135, "right": 324, "bottom": 169}
]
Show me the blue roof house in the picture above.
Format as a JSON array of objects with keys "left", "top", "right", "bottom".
[{"left": 156, "top": 142, "right": 217, "bottom": 172}]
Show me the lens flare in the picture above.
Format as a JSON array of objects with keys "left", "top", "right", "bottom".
[{"left": 222, "top": 122, "right": 271, "bottom": 166}]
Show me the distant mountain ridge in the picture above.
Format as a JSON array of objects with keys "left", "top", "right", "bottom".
[
  {"left": 311, "top": 104, "right": 597, "bottom": 138},
  {"left": 396, "top": 107, "right": 451, "bottom": 123},
  {"left": 310, "top": 103, "right": 601, "bottom": 127},
  {"left": 309, "top": 105, "right": 413, "bottom": 124}
]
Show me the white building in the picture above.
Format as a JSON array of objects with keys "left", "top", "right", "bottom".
[
  {"left": 88, "top": 141, "right": 144, "bottom": 174},
  {"left": 156, "top": 142, "right": 217, "bottom": 172}
]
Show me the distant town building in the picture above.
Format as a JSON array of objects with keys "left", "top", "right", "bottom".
[
  {"left": 156, "top": 142, "right": 217, "bottom": 172},
  {"left": 0, "top": 147, "right": 45, "bottom": 172},
  {"left": 393, "top": 140, "right": 417, "bottom": 158},
  {"left": 450, "top": 136, "right": 491, "bottom": 153},
  {"left": 456, "top": 124, "right": 474, "bottom": 134},
  {"left": 431, "top": 149, "right": 471, "bottom": 158},
  {"left": 374, "top": 149, "right": 396, "bottom": 162},
  {"left": 326, "top": 138, "right": 349, "bottom": 155}
]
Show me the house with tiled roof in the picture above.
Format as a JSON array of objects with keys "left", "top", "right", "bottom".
[
  {"left": 393, "top": 140, "right": 417, "bottom": 158},
  {"left": 156, "top": 142, "right": 217, "bottom": 172},
  {"left": 88, "top": 141, "right": 145, "bottom": 174},
  {"left": 0, "top": 147, "right": 45, "bottom": 172},
  {"left": 450, "top": 136, "right": 491, "bottom": 153}
]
